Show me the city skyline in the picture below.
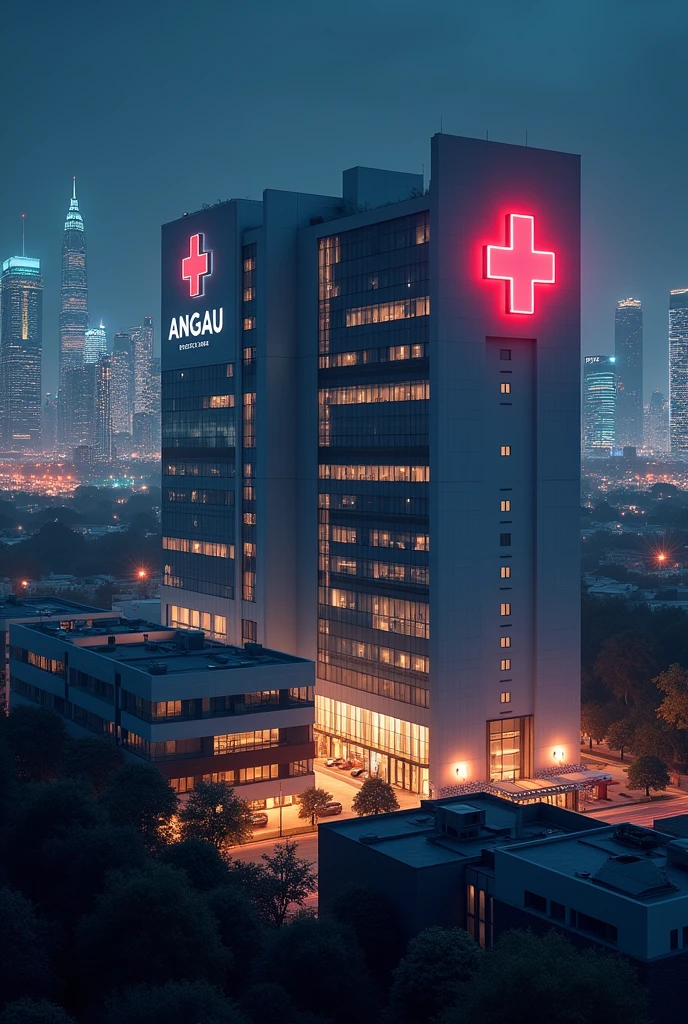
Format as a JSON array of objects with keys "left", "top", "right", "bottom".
[{"left": 3, "top": 1, "right": 688, "bottom": 396}]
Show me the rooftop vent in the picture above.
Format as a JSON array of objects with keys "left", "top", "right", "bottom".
[
  {"left": 175, "top": 629, "right": 205, "bottom": 651},
  {"left": 243, "top": 642, "right": 264, "bottom": 657},
  {"left": 148, "top": 662, "right": 168, "bottom": 675},
  {"left": 613, "top": 824, "right": 657, "bottom": 851},
  {"left": 359, "top": 834, "right": 380, "bottom": 844},
  {"left": 210, "top": 654, "right": 229, "bottom": 665}
]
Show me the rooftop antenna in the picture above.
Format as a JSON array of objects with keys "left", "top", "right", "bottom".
[
  {"left": 73, "top": 175, "right": 77, "bottom": 200},
  {"left": 21, "top": 213, "right": 25, "bottom": 256}
]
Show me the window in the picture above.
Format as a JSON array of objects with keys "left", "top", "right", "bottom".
[
  {"left": 243, "top": 317, "right": 255, "bottom": 331},
  {"left": 242, "top": 619, "right": 257, "bottom": 643},
  {"left": 500, "top": 381, "right": 511, "bottom": 394},
  {"left": 500, "top": 636, "right": 511, "bottom": 648},
  {"left": 500, "top": 659, "right": 511, "bottom": 671},
  {"left": 500, "top": 533, "right": 511, "bottom": 546},
  {"left": 575, "top": 911, "right": 618, "bottom": 944},
  {"left": 243, "top": 256, "right": 256, "bottom": 273},
  {"left": 500, "top": 349, "right": 511, "bottom": 360},
  {"left": 524, "top": 890, "right": 547, "bottom": 913},
  {"left": 500, "top": 603, "right": 511, "bottom": 616},
  {"left": 500, "top": 691, "right": 511, "bottom": 703},
  {"left": 500, "top": 499, "right": 511, "bottom": 512},
  {"left": 550, "top": 901, "right": 566, "bottom": 922},
  {"left": 213, "top": 728, "right": 279, "bottom": 755},
  {"left": 500, "top": 446, "right": 511, "bottom": 457},
  {"left": 500, "top": 565, "right": 511, "bottom": 579},
  {"left": 671, "top": 929, "right": 679, "bottom": 951}
]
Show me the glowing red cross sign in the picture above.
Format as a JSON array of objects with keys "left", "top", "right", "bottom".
[
  {"left": 182, "top": 233, "right": 211, "bottom": 297},
  {"left": 485, "top": 214, "right": 555, "bottom": 315}
]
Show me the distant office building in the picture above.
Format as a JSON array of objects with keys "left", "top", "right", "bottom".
[
  {"left": 130, "top": 316, "right": 154, "bottom": 416},
  {"left": 72, "top": 444, "right": 94, "bottom": 471},
  {"left": 614, "top": 298, "right": 643, "bottom": 448},
  {"left": 582, "top": 356, "right": 616, "bottom": 457},
  {"left": 10, "top": 617, "right": 316, "bottom": 806},
  {"left": 58, "top": 179, "right": 89, "bottom": 443},
  {"left": 64, "top": 364, "right": 96, "bottom": 448},
  {"left": 0, "top": 255, "right": 43, "bottom": 450},
  {"left": 84, "top": 322, "right": 107, "bottom": 363},
  {"left": 670, "top": 288, "right": 688, "bottom": 455},
  {"left": 42, "top": 392, "right": 57, "bottom": 451},
  {"left": 646, "top": 389, "right": 669, "bottom": 456},
  {"left": 133, "top": 411, "right": 158, "bottom": 452},
  {"left": 110, "top": 332, "right": 134, "bottom": 435},
  {"left": 160, "top": 134, "right": 582, "bottom": 797},
  {"left": 147, "top": 355, "right": 161, "bottom": 414},
  {"left": 95, "top": 356, "right": 113, "bottom": 462}
]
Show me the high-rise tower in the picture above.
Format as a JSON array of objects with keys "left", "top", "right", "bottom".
[
  {"left": 614, "top": 298, "right": 643, "bottom": 448},
  {"left": 130, "top": 316, "right": 154, "bottom": 416},
  {"left": 84, "top": 322, "right": 107, "bottom": 363},
  {"left": 110, "top": 332, "right": 134, "bottom": 436},
  {"left": 58, "top": 178, "right": 88, "bottom": 442},
  {"left": 0, "top": 253, "right": 43, "bottom": 450},
  {"left": 582, "top": 356, "right": 616, "bottom": 457},
  {"left": 670, "top": 288, "right": 688, "bottom": 456}
]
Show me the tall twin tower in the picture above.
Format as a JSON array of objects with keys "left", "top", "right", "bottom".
[{"left": 58, "top": 178, "right": 89, "bottom": 441}]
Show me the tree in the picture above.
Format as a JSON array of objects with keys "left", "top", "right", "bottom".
[
  {"left": 159, "top": 839, "right": 231, "bottom": 892},
  {"left": 252, "top": 914, "right": 375, "bottom": 1024},
  {"left": 100, "top": 980, "right": 248, "bottom": 1024},
  {"left": 72, "top": 865, "right": 227, "bottom": 1001},
  {"left": 352, "top": 777, "right": 400, "bottom": 816},
  {"left": 296, "top": 786, "right": 333, "bottom": 825},
  {"left": 443, "top": 929, "right": 649, "bottom": 1024},
  {"left": 328, "top": 884, "right": 403, "bottom": 983},
  {"left": 4, "top": 706, "right": 67, "bottom": 782},
  {"left": 626, "top": 754, "right": 671, "bottom": 797},
  {"left": 203, "top": 885, "right": 266, "bottom": 987},
  {"left": 383, "top": 927, "right": 481, "bottom": 1024},
  {"left": 605, "top": 716, "right": 637, "bottom": 761},
  {"left": 100, "top": 762, "right": 177, "bottom": 847},
  {"left": 656, "top": 663, "right": 688, "bottom": 730},
  {"left": 594, "top": 633, "right": 656, "bottom": 708},
  {"left": 239, "top": 983, "right": 315, "bottom": 1024},
  {"left": 60, "top": 737, "right": 124, "bottom": 794},
  {"left": 0, "top": 888, "right": 55, "bottom": 1005},
  {"left": 178, "top": 781, "right": 253, "bottom": 849},
  {"left": 236, "top": 841, "right": 317, "bottom": 927},
  {"left": 580, "top": 702, "right": 615, "bottom": 749},
  {"left": 0, "top": 1002, "right": 76, "bottom": 1024}
]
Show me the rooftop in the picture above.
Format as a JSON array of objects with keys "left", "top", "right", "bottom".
[
  {"left": 0, "top": 595, "right": 108, "bottom": 623},
  {"left": 14, "top": 618, "right": 308, "bottom": 677},
  {"left": 500, "top": 822, "right": 688, "bottom": 904}
]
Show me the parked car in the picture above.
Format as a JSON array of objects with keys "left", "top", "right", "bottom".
[
  {"left": 320, "top": 801, "right": 343, "bottom": 816},
  {"left": 350, "top": 767, "right": 366, "bottom": 777},
  {"left": 251, "top": 812, "right": 269, "bottom": 828},
  {"left": 324, "top": 758, "right": 338, "bottom": 767},
  {"left": 337, "top": 760, "right": 354, "bottom": 771}
]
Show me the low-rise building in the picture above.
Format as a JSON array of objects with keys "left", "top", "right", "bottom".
[
  {"left": 319, "top": 796, "right": 688, "bottom": 1017},
  {"left": 9, "top": 617, "right": 315, "bottom": 808}
]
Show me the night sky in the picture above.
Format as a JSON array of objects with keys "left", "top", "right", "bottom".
[{"left": 2, "top": 0, "right": 686, "bottom": 395}]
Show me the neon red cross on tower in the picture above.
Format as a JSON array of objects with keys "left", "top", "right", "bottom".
[
  {"left": 182, "top": 233, "right": 211, "bottom": 298},
  {"left": 485, "top": 214, "right": 555, "bottom": 315}
]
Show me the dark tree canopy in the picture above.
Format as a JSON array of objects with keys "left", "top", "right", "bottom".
[
  {"left": 236, "top": 841, "right": 318, "bottom": 927},
  {"left": 100, "top": 980, "right": 248, "bottom": 1024},
  {"left": 159, "top": 839, "right": 232, "bottom": 892},
  {"left": 296, "top": 786, "right": 333, "bottom": 824},
  {"left": 0, "top": 1001, "right": 76, "bottom": 1024},
  {"left": 383, "top": 927, "right": 481, "bottom": 1024},
  {"left": 100, "top": 762, "right": 177, "bottom": 846},
  {"left": 178, "top": 780, "right": 253, "bottom": 849},
  {"left": 352, "top": 777, "right": 400, "bottom": 816},
  {"left": 328, "top": 884, "right": 403, "bottom": 982},
  {"left": 4, "top": 706, "right": 67, "bottom": 782},
  {"left": 203, "top": 884, "right": 266, "bottom": 987},
  {"left": 626, "top": 754, "right": 671, "bottom": 796},
  {"left": 0, "top": 888, "right": 55, "bottom": 1005},
  {"left": 60, "top": 737, "right": 124, "bottom": 794}
]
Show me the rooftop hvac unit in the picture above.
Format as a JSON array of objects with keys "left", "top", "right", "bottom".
[{"left": 148, "top": 662, "right": 168, "bottom": 675}]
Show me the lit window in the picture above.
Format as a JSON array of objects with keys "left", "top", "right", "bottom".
[
  {"left": 500, "top": 603, "right": 511, "bottom": 616},
  {"left": 500, "top": 565, "right": 511, "bottom": 579},
  {"left": 243, "top": 317, "right": 255, "bottom": 331},
  {"left": 243, "top": 256, "right": 256, "bottom": 272},
  {"left": 500, "top": 659, "right": 511, "bottom": 671},
  {"left": 500, "top": 500, "right": 511, "bottom": 512},
  {"left": 500, "top": 692, "right": 511, "bottom": 703},
  {"left": 243, "top": 287, "right": 255, "bottom": 302},
  {"left": 500, "top": 349, "right": 511, "bottom": 361},
  {"left": 500, "top": 446, "right": 511, "bottom": 457},
  {"left": 500, "top": 382, "right": 511, "bottom": 394},
  {"left": 500, "top": 636, "right": 511, "bottom": 648}
]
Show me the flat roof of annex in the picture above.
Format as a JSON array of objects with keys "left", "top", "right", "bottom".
[
  {"left": 0, "top": 595, "right": 110, "bottom": 625},
  {"left": 11, "top": 618, "right": 311, "bottom": 679}
]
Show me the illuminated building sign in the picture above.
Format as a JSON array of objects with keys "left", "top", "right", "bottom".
[
  {"left": 485, "top": 214, "right": 555, "bottom": 315},
  {"left": 182, "top": 233, "right": 212, "bottom": 297}
]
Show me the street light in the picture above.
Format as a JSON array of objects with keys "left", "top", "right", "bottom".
[{"left": 278, "top": 782, "right": 283, "bottom": 838}]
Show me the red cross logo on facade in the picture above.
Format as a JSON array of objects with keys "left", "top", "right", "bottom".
[
  {"left": 182, "top": 233, "right": 211, "bottom": 297},
  {"left": 485, "top": 214, "right": 555, "bottom": 315}
]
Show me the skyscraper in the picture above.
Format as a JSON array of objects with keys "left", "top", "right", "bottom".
[
  {"left": 42, "top": 393, "right": 57, "bottom": 452},
  {"left": 84, "top": 322, "right": 107, "bottom": 363},
  {"left": 58, "top": 178, "right": 88, "bottom": 443},
  {"left": 130, "top": 316, "right": 154, "bottom": 416},
  {"left": 0, "top": 255, "right": 43, "bottom": 450},
  {"left": 647, "top": 389, "right": 669, "bottom": 456},
  {"left": 614, "top": 297, "right": 643, "bottom": 448},
  {"left": 95, "top": 356, "right": 113, "bottom": 462},
  {"left": 670, "top": 288, "right": 688, "bottom": 455},
  {"left": 160, "top": 134, "right": 581, "bottom": 802},
  {"left": 582, "top": 356, "right": 616, "bottom": 457},
  {"left": 110, "top": 332, "right": 134, "bottom": 436},
  {"left": 64, "top": 364, "right": 95, "bottom": 449}
]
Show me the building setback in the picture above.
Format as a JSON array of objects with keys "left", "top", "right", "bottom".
[
  {"left": 582, "top": 355, "right": 616, "bottom": 457},
  {"left": 0, "top": 255, "right": 43, "bottom": 450},
  {"left": 160, "top": 133, "right": 581, "bottom": 798},
  {"left": 9, "top": 616, "right": 315, "bottom": 804}
]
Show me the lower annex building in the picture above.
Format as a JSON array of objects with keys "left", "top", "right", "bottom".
[{"left": 160, "top": 133, "right": 581, "bottom": 798}]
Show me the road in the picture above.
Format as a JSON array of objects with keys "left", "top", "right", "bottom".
[{"left": 589, "top": 791, "right": 688, "bottom": 829}]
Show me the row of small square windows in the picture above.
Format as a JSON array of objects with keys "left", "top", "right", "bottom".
[{"left": 500, "top": 353, "right": 512, "bottom": 706}]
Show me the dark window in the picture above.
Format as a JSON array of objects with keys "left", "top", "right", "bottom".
[
  {"left": 671, "top": 928, "right": 679, "bottom": 951},
  {"left": 500, "top": 533, "right": 512, "bottom": 546},
  {"left": 500, "top": 349, "right": 511, "bottom": 360},
  {"left": 524, "top": 890, "right": 547, "bottom": 914},
  {"left": 242, "top": 619, "right": 258, "bottom": 643},
  {"left": 576, "top": 911, "right": 618, "bottom": 944},
  {"left": 550, "top": 900, "right": 566, "bottom": 922}
]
